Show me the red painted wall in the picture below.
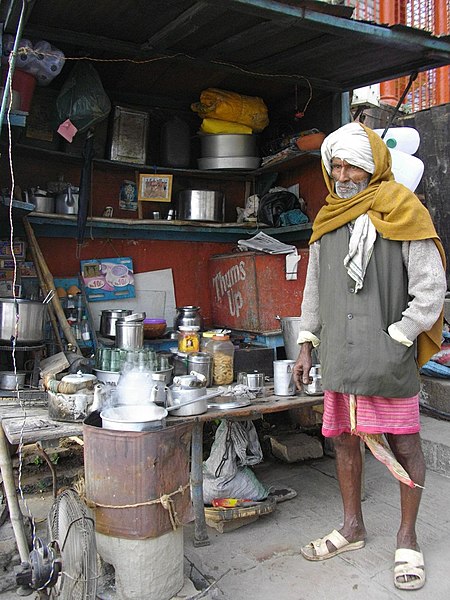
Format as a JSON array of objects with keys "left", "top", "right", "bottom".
[{"left": 38, "top": 236, "right": 235, "bottom": 328}]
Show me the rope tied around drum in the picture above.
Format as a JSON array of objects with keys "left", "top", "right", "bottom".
[{"left": 85, "top": 483, "right": 189, "bottom": 530}]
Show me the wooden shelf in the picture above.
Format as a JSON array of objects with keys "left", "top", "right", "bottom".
[
  {"left": 25, "top": 213, "right": 312, "bottom": 243},
  {"left": 9, "top": 143, "right": 320, "bottom": 179}
]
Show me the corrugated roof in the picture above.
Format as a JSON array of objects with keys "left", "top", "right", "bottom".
[{"left": 2, "top": 0, "right": 450, "bottom": 109}]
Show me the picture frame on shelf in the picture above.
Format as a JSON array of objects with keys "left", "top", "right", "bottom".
[{"left": 137, "top": 173, "right": 173, "bottom": 203}]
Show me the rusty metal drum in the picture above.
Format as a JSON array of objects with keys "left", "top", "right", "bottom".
[{"left": 83, "top": 413, "right": 193, "bottom": 539}]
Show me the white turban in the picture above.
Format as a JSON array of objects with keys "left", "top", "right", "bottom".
[{"left": 321, "top": 122, "right": 375, "bottom": 176}]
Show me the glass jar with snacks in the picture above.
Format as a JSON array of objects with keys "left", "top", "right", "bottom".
[
  {"left": 178, "top": 326, "right": 200, "bottom": 353},
  {"left": 209, "top": 334, "right": 234, "bottom": 385}
]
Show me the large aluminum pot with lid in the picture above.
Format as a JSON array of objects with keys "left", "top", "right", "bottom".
[
  {"left": 0, "top": 299, "right": 46, "bottom": 344},
  {"left": 100, "top": 309, "right": 132, "bottom": 338}
]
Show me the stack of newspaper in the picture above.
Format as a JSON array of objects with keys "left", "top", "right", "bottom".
[{"left": 237, "top": 232, "right": 300, "bottom": 280}]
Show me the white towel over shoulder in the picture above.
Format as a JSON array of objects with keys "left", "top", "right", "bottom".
[{"left": 343, "top": 214, "right": 377, "bottom": 292}]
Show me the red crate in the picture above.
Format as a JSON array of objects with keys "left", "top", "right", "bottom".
[{"left": 208, "top": 250, "right": 309, "bottom": 333}]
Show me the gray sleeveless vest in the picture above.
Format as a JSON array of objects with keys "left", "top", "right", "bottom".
[{"left": 318, "top": 226, "right": 419, "bottom": 398}]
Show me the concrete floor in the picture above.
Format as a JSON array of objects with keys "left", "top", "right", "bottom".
[{"left": 1, "top": 414, "right": 450, "bottom": 599}]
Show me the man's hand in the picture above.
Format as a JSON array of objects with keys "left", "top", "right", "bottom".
[{"left": 293, "top": 342, "right": 313, "bottom": 390}]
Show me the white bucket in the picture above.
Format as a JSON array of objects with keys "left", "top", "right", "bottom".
[{"left": 273, "top": 360, "right": 296, "bottom": 396}]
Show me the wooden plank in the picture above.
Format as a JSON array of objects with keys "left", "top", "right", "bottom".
[{"left": 2, "top": 414, "right": 83, "bottom": 445}]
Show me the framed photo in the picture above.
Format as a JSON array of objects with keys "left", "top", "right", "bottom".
[{"left": 138, "top": 173, "right": 173, "bottom": 202}]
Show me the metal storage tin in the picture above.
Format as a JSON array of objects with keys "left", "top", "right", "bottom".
[
  {"left": 186, "top": 352, "right": 213, "bottom": 387},
  {"left": 115, "top": 320, "right": 144, "bottom": 350},
  {"left": 109, "top": 105, "right": 149, "bottom": 164}
]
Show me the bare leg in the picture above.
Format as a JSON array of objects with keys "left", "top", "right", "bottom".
[
  {"left": 386, "top": 433, "right": 425, "bottom": 551},
  {"left": 327, "top": 432, "right": 367, "bottom": 551}
]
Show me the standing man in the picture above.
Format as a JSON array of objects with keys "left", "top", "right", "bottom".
[{"left": 293, "top": 122, "right": 446, "bottom": 591}]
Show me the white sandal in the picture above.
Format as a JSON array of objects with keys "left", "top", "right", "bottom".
[
  {"left": 301, "top": 529, "right": 365, "bottom": 561},
  {"left": 394, "top": 548, "right": 426, "bottom": 590}
]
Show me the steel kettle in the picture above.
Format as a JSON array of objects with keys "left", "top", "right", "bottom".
[{"left": 55, "top": 185, "right": 79, "bottom": 215}]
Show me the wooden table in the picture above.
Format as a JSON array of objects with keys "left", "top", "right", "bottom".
[
  {"left": 166, "top": 390, "right": 324, "bottom": 546},
  {"left": 0, "top": 390, "right": 323, "bottom": 556}
]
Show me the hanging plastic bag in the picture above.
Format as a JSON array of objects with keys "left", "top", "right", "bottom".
[
  {"left": 202, "top": 420, "right": 268, "bottom": 504},
  {"left": 192, "top": 88, "right": 269, "bottom": 133},
  {"left": 56, "top": 62, "right": 111, "bottom": 134}
]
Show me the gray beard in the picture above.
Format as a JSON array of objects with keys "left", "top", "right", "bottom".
[{"left": 335, "top": 178, "right": 369, "bottom": 198}]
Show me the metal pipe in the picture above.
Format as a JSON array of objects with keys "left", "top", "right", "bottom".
[
  {"left": 0, "top": 424, "right": 29, "bottom": 561},
  {"left": 190, "top": 421, "right": 210, "bottom": 547},
  {"left": 0, "top": 0, "right": 31, "bottom": 138}
]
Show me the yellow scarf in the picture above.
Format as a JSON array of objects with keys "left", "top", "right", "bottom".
[{"left": 310, "top": 123, "right": 445, "bottom": 367}]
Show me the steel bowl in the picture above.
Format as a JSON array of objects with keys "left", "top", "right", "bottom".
[{"left": 100, "top": 404, "right": 168, "bottom": 431}]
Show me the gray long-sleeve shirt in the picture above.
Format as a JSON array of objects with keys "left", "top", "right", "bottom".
[{"left": 298, "top": 237, "right": 447, "bottom": 345}]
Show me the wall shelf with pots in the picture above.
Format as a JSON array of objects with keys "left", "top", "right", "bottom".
[{"left": 4, "top": 143, "right": 318, "bottom": 243}]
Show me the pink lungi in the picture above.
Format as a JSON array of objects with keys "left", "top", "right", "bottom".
[{"left": 322, "top": 390, "right": 420, "bottom": 437}]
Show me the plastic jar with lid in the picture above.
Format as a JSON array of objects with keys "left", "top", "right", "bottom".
[
  {"left": 209, "top": 334, "right": 234, "bottom": 385},
  {"left": 177, "top": 326, "right": 200, "bottom": 353},
  {"left": 201, "top": 331, "right": 216, "bottom": 352}
]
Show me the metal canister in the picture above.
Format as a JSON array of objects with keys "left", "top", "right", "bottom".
[
  {"left": 173, "top": 352, "right": 189, "bottom": 377},
  {"left": 115, "top": 320, "right": 144, "bottom": 350},
  {"left": 186, "top": 352, "right": 213, "bottom": 387}
]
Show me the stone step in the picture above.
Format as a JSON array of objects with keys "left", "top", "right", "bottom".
[
  {"left": 420, "top": 414, "right": 450, "bottom": 478},
  {"left": 421, "top": 375, "right": 450, "bottom": 416}
]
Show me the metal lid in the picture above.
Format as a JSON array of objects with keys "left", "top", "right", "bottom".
[
  {"left": 178, "top": 326, "right": 200, "bottom": 331},
  {"left": 187, "top": 352, "right": 212, "bottom": 364},
  {"left": 119, "top": 312, "right": 146, "bottom": 322}
]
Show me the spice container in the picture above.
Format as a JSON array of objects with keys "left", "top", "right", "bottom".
[
  {"left": 178, "top": 326, "right": 200, "bottom": 353},
  {"left": 209, "top": 334, "right": 234, "bottom": 385}
]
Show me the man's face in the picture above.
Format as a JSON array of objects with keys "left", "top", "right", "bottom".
[{"left": 331, "top": 158, "right": 370, "bottom": 198}]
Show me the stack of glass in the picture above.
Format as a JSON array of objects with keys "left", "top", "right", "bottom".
[{"left": 95, "top": 348, "right": 170, "bottom": 373}]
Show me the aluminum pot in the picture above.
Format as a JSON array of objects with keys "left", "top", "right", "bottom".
[
  {"left": 0, "top": 299, "right": 46, "bottom": 344},
  {"left": 197, "top": 156, "right": 261, "bottom": 170},
  {"left": 200, "top": 134, "right": 257, "bottom": 158},
  {"left": 100, "top": 309, "right": 132, "bottom": 338},
  {"left": 27, "top": 187, "right": 55, "bottom": 213},
  {"left": 0, "top": 371, "right": 26, "bottom": 390},
  {"left": 177, "top": 190, "right": 225, "bottom": 222}
]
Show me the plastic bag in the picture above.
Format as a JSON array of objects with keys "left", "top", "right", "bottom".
[
  {"left": 257, "top": 190, "right": 301, "bottom": 227},
  {"left": 192, "top": 88, "right": 269, "bottom": 133},
  {"left": 56, "top": 62, "right": 111, "bottom": 133},
  {"left": 202, "top": 420, "right": 268, "bottom": 504}
]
